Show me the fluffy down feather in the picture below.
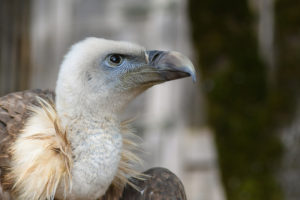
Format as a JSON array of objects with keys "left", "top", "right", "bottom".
[{"left": 7, "top": 98, "right": 72, "bottom": 200}]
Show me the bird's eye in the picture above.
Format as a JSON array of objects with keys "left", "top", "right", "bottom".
[{"left": 107, "top": 54, "right": 123, "bottom": 66}]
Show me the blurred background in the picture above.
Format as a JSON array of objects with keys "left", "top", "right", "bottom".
[{"left": 1, "top": 0, "right": 300, "bottom": 200}]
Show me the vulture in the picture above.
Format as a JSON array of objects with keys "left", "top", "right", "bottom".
[{"left": 0, "top": 38, "right": 196, "bottom": 200}]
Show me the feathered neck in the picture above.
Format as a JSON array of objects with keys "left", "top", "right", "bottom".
[{"left": 55, "top": 73, "right": 149, "bottom": 129}]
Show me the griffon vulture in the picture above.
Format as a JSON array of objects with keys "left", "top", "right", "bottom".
[{"left": 0, "top": 38, "right": 196, "bottom": 200}]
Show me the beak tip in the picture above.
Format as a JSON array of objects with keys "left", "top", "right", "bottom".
[
  {"left": 185, "top": 62, "right": 196, "bottom": 83},
  {"left": 192, "top": 74, "right": 197, "bottom": 83}
]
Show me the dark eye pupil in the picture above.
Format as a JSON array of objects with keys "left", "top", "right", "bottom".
[{"left": 110, "top": 55, "right": 121, "bottom": 63}]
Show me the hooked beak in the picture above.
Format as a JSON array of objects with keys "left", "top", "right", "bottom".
[{"left": 146, "top": 50, "right": 196, "bottom": 82}]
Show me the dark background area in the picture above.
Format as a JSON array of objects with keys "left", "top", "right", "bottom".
[{"left": 189, "top": 0, "right": 300, "bottom": 200}]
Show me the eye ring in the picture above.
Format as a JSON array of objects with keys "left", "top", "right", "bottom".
[{"left": 107, "top": 54, "right": 123, "bottom": 66}]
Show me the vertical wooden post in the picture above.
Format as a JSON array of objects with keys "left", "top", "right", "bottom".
[{"left": 0, "top": 0, "right": 32, "bottom": 95}]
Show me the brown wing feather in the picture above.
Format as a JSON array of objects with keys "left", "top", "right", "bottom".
[
  {"left": 0, "top": 89, "right": 55, "bottom": 199},
  {"left": 119, "top": 167, "right": 187, "bottom": 200}
]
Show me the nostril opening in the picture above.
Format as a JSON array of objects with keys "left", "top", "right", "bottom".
[
  {"left": 152, "top": 52, "right": 160, "bottom": 61},
  {"left": 147, "top": 50, "right": 164, "bottom": 63}
]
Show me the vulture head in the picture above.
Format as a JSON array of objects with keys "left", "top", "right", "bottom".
[{"left": 56, "top": 37, "right": 196, "bottom": 120}]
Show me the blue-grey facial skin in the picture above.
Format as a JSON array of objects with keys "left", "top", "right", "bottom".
[
  {"left": 87, "top": 50, "right": 196, "bottom": 94},
  {"left": 101, "top": 53, "right": 149, "bottom": 90},
  {"left": 103, "top": 54, "right": 146, "bottom": 79}
]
